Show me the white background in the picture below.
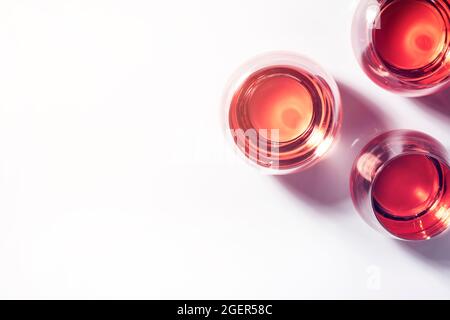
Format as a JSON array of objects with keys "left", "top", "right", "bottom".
[{"left": 0, "top": 0, "right": 449, "bottom": 299}]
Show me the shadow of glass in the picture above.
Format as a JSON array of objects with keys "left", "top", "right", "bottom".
[
  {"left": 275, "top": 82, "right": 391, "bottom": 209},
  {"left": 412, "top": 87, "right": 450, "bottom": 119},
  {"left": 398, "top": 231, "right": 450, "bottom": 269}
]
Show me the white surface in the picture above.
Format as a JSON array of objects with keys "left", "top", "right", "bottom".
[{"left": 0, "top": 0, "right": 449, "bottom": 299}]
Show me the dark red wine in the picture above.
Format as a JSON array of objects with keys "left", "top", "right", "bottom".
[
  {"left": 351, "top": 131, "right": 450, "bottom": 240},
  {"left": 373, "top": 0, "right": 447, "bottom": 71},
  {"left": 352, "top": 0, "right": 449, "bottom": 96},
  {"left": 372, "top": 154, "right": 450, "bottom": 240}
]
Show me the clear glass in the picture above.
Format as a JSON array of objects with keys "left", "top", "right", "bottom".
[
  {"left": 223, "top": 52, "right": 342, "bottom": 175},
  {"left": 350, "top": 130, "right": 450, "bottom": 240},
  {"left": 352, "top": 0, "right": 450, "bottom": 97}
]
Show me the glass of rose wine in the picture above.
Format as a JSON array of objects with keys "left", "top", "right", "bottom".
[
  {"left": 352, "top": 0, "right": 449, "bottom": 97},
  {"left": 223, "top": 52, "right": 342, "bottom": 175},
  {"left": 350, "top": 130, "right": 450, "bottom": 240}
]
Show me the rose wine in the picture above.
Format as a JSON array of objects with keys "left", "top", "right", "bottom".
[
  {"left": 350, "top": 130, "right": 450, "bottom": 240},
  {"left": 225, "top": 53, "right": 341, "bottom": 174},
  {"left": 372, "top": 154, "right": 450, "bottom": 240},
  {"left": 235, "top": 69, "right": 315, "bottom": 143},
  {"left": 352, "top": 0, "right": 449, "bottom": 96}
]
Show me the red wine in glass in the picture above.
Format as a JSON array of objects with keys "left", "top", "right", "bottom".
[
  {"left": 351, "top": 130, "right": 450, "bottom": 240},
  {"left": 352, "top": 0, "right": 449, "bottom": 97}
]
